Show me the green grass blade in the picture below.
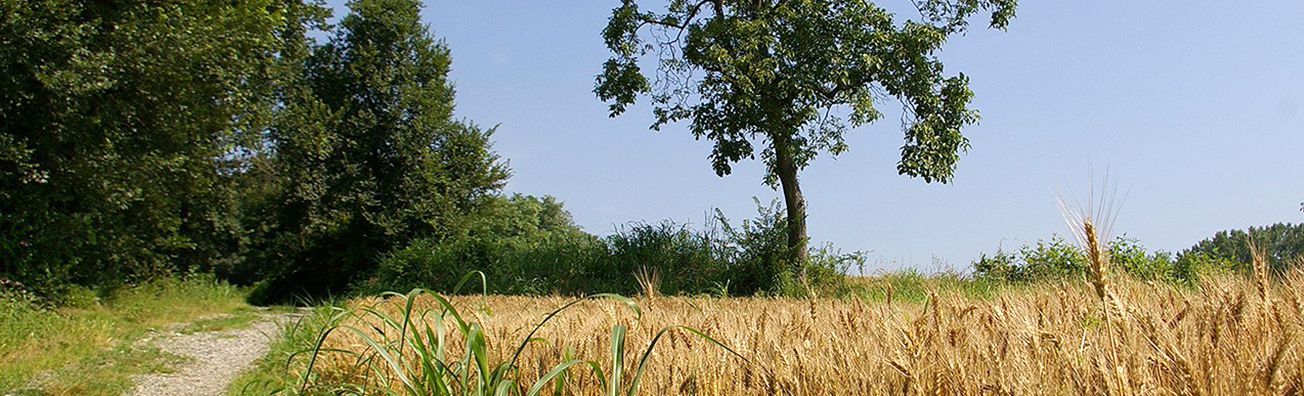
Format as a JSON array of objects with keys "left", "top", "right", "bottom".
[
  {"left": 609, "top": 324, "right": 626, "bottom": 396},
  {"left": 344, "top": 326, "right": 416, "bottom": 393},
  {"left": 467, "top": 324, "right": 491, "bottom": 389},
  {"left": 524, "top": 359, "right": 604, "bottom": 396},
  {"left": 493, "top": 379, "right": 515, "bottom": 396},
  {"left": 296, "top": 325, "right": 344, "bottom": 393},
  {"left": 453, "top": 270, "right": 489, "bottom": 297}
]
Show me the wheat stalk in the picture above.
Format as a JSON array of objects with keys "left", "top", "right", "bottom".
[
  {"left": 635, "top": 265, "right": 662, "bottom": 302},
  {"left": 1054, "top": 171, "right": 1127, "bottom": 317},
  {"left": 1247, "top": 234, "right": 1273, "bottom": 315},
  {"left": 1055, "top": 171, "right": 1134, "bottom": 395}
]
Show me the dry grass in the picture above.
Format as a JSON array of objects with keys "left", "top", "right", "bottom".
[{"left": 303, "top": 273, "right": 1304, "bottom": 395}]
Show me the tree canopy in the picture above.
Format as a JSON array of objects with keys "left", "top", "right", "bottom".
[
  {"left": 248, "top": 0, "right": 510, "bottom": 302},
  {"left": 0, "top": 0, "right": 302, "bottom": 293},
  {"left": 1177, "top": 223, "right": 1304, "bottom": 276},
  {"left": 596, "top": 0, "right": 1017, "bottom": 264},
  {"left": 0, "top": 0, "right": 509, "bottom": 301}
]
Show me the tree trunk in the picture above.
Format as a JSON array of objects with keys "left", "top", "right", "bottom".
[{"left": 773, "top": 138, "right": 808, "bottom": 269}]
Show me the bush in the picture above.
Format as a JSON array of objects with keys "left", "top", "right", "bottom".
[
  {"left": 715, "top": 202, "right": 790, "bottom": 295},
  {"left": 369, "top": 197, "right": 854, "bottom": 297},
  {"left": 972, "top": 236, "right": 1084, "bottom": 283},
  {"left": 973, "top": 235, "right": 1178, "bottom": 283},
  {"left": 772, "top": 243, "right": 863, "bottom": 297},
  {"left": 1111, "top": 237, "right": 1176, "bottom": 281},
  {"left": 601, "top": 221, "right": 729, "bottom": 295},
  {"left": 364, "top": 194, "right": 599, "bottom": 295}
]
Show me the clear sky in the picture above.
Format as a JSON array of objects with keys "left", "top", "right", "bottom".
[{"left": 325, "top": 0, "right": 1303, "bottom": 273}]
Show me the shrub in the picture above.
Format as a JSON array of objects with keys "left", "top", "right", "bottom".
[
  {"left": 370, "top": 198, "right": 853, "bottom": 297},
  {"left": 602, "top": 221, "right": 729, "bottom": 295},
  {"left": 772, "top": 243, "right": 863, "bottom": 297},
  {"left": 1111, "top": 237, "right": 1176, "bottom": 281},
  {"left": 973, "top": 235, "right": 1178, "bottom": 283},
  {"left": 972, "top": 235, "right": 1084, "bottom": 283},
  {"left": 714, "top": 202, "right": 790, "bottom": 295},
  {"left": 365, "top": 194, "right": 600, "bottom": 295}
]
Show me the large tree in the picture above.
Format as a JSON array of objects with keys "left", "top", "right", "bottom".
[
  {"left": 252, "top": 0, "right": 509, "bottom": 302},
  {"left": 0, "top": 0, "right": 303, "bottom": 292},
  {"left": 596, "top": 0, "right": 1016, "bottom": 265}
]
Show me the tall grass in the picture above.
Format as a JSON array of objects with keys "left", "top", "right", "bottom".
[{"left": 1, "top": 276, "right": 254, "bottom": 395}]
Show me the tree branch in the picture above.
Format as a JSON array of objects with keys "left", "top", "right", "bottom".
[{"left": 637, "top": 0, "right": 711, "bottom": 30}]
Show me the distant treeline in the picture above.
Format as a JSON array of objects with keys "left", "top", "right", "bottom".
[{"left": 973, "top": 222, "right": 1304, "bottom": 284}]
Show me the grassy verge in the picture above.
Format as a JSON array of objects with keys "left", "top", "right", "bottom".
[
  {"left": 0, "top": 276, "right": 257, "bottom": 395},
  {"left": 226, "top": 303, "right": 341, "bottom": 396}
]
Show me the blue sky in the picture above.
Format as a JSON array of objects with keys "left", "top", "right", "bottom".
[{"left": 326, "top": 0, "right": 1303, "bottom": 272}]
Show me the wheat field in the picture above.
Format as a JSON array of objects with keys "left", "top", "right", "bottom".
[{"left": 301, "top": 270, "right": 1304, "bottom": 395}]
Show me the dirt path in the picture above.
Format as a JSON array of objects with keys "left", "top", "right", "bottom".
[{"left": 125, "top": 312, "right": 299, "bottom": 396}]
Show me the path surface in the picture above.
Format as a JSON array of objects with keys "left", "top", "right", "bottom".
[{"left": 126, "top": 312, "right": 297, "bottom": 396}]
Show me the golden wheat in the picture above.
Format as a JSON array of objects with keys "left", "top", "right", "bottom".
[{"left": 305, "top": 273, "right": 1304, "bottom": 395}]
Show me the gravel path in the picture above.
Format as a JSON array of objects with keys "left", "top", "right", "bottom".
[{"left": 125, "top": 312, "right": 297, "bottom": 396}]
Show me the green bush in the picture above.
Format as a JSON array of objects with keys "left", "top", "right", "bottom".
[
  {"left": 714, "top": 203, "right": 790, "bottom": 295},
  {"left": 772, "top": 243, "right": 863, "bottom": 297},
  {"left": 494, "top": 233, "right": 608, "bottom": 295},
  {"left": 972, "top": 236, "right": 1084, "bottom": 283},
  {"left": 369, "top": 198, "right": 853, "bottom": 297},
  {"left": 972, "top": 235, "right": 1178, "bottom": 283},
  {"left": 601, "top": 221, "right": 729, "bottom": 295},
  {"left": 1111, "top": 237, "right": 1177, "bottom": 281},
  {"left": 364, "top": 194, "right": 602, "bottom": 295}
]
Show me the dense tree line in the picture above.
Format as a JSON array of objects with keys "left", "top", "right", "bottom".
[
  {"left": 1175, "top": 222, "right": 1304, "bottom": 276},
  {"left": 2, "top": 0, "right": 300, "bottom": 293},
  {"left": 0, "top": 0, "right": 859, "bottom": 302},
  {"left": 0, "top": 0, "right": 507, "bottom": 302}
]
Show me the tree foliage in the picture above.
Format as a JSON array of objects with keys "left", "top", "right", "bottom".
[
  {"left": 248, "top": 0, "right": 509, "bottom": 303},
  {"left": 1176, "top": 223, "right": 1304, "bottom": 277},
  {"left": 0, "top": 0, "right": 304, "bottom": 293},
  {"left": 0, "top": 0, "right": 508, "bottom": 301},
  {"left": 595, "top": 0, "right": 1017, "bottom": 264}
]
